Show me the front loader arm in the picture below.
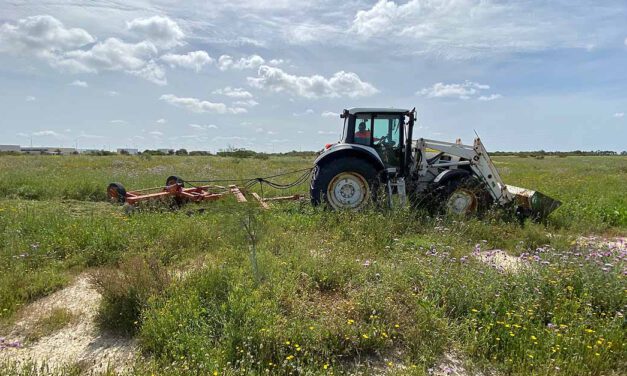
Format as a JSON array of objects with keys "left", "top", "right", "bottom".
[{"left": 414, "top": 138, "right": 513, "bottom": 204}]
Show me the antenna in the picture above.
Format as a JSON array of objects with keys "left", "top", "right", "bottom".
[{"left": 474, "top": 129, "right": 480, "bottom": 139}]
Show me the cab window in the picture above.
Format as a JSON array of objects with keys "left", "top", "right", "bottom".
[
  {"left": 353, "top": 115, "right": 372, "bottom": 146},
  {"left": 372, "top": 115, "right": 402, "bottom": 167}
]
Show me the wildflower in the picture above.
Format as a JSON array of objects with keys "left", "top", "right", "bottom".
[
  {"left": 286, "top": 355, "right": 294, "bottom": 360},
  {"left": 309, "top": 326, "right": 314, "bottom": 330},
  {"left": 362, "top": 334, "right": 369, "bottom": 339},
  {"left": 347, "top": 319, "right": 355, "bottom": 325},
  {"left": 585, "top": 328, "right": 595, "bottom": 333},
  {"left": 530, "top": 335, "right": 537, "bottom": 341},
  {"left": 323, "top": 364, "right": 329, "bottom": 370},
  {"left": 285, "top": 341, "right": 290, "bottom": 345},
  {"left": 595, "top": 353, "right": 600, "bottom": 356},
  {"left": 394, "top": 324, "right": 400, "bottom": 328},
  {"left": 471, "top": 309, "right": 479, "bottom": 313},
  {"left": 213, "top": 371, "right": 218, "bottom": 376}
]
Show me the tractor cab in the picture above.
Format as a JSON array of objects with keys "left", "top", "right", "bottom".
[{"left": 336, "top": 107, "right": 414, "bottom": 175}]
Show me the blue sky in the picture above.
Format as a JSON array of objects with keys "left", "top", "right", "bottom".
[{"left": 0, "top": 0, "right": 625, "bottom": 152}]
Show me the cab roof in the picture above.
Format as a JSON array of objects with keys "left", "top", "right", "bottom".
[{"left": 347, "top": 107, "right": 410, "bottom": 115}]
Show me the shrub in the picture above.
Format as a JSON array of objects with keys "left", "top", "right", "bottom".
[{"left": 92, "top": 256, "right": 170, "bottom": 335}]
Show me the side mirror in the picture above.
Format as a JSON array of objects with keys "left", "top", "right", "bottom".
[{"left": 340, "top": 109, "right": 349, "bottom": 119}]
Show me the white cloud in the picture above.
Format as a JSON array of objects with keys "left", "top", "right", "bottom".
[
  {"left": 350, "top": 0, "right": 604, "bottom": 58},
  {"left": 126, "top": 16, "right": 185, "bottom": 49},
  {"left": 478, "top": 94, "right": 502, "bottom": 101},
  {"left": 293, "top": 109, "right": 315, "bottom": 116},
  {"left": 212, "top": 87, "right": 253, "bottom": 99},
  {"left": 32, "top": 130, "right": 62, "bottom": 138},
  {"left": 110, "top": 120, "right": 127, "bottom": 125},
  {"left": 321, "top": 111, "right": 340, "bottom": 118},
  {"left": 69, "top": 80, "right": 88, "bottom": 87},
  {"left": 161, "top": 50, "right": 213, "bottom": 72},
  {"left": 156, "top": 118, "right": 167, "bottom": 124},
  {"left": 317, "top": 130, "right": 337, "bottom": 135},
  {"left": 217, "top": 54, "right": 265, "bottom": 70},
  {"left": 624, "top": 37, "right": 627, "bottom": 46},
  {"left": 248, "top": 66, "right": 378, "bottom": 99},
  {"left": 53, "top": 38, "right": 166, "bottom": 85},
  {"left": 417, "top": 81, "right": 492, "bottom": 100},
  {"left": 233, "top": 99, "right": 259, "bottom": 108},
  {"left": 0, "top": 15, "right": 169, "bottom": 85},
  {"left": 159, "top": 94, "right": 247, "bottom": 114},
  {"left": 614, "top": 112, "right": 624, "bottom": 118},
  {"left": 106, "top": 90, "right": 119, "bottom": 96},
  {"left": 0, "top": 15, "right": 94, "bottom": 57},
  {"left": 25, "top": 96, "right": 36, "bottom": 102},
  {"left": 189, "top": 123, "right": 218, "bottom": 130},
  {"left": 149, "top": 130, "right": 164, "bottom": 136},
  {"left": 129, "top": 60, "right": 167, "bottom": 85}
]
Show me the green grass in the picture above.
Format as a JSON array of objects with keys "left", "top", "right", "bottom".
[{"left": 0, "top": 155, "right": 625, "bottom": 375}]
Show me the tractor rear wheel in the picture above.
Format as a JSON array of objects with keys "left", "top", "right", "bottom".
[{"left": 310, "top": 157, "right": 379, "bottom": 210}]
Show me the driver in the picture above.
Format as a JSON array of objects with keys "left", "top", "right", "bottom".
[{"left": 354, "top": 121, "right": 379, "bottom": 144}]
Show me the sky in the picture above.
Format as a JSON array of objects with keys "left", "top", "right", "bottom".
[{"left": 0, "top": 0, "right": 626, "bottom": 153}]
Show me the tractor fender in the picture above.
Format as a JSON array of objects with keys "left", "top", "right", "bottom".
[
  {"left": 314, "top": 143, "right": 385, "bottom": 171},
  {"left": 433, "top": 169, "right": 471, "bottom": 185}
]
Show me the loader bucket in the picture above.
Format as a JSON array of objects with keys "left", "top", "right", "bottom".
[{"left": 505, "top": 185, "right": 561, "bottom": 221}]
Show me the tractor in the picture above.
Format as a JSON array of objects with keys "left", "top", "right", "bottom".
[{"left": 310, "top": 107, "right": 561, "bottom": 219}]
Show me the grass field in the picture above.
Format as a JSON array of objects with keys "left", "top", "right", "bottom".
[{"left": 0, "top": 155, "right": 625, "bottom": 375}]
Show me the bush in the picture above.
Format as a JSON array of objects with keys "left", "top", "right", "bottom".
[{"left": 92, "top": 256, "right": 170, "bottom": 335}]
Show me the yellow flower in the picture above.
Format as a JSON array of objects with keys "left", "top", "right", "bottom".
[
  {"left": 585, "top": 329, "right": 595, "bottom": 333},
  {"left": 496, "top": 337, "right": 500, "bottom": 341},
  {"left": 595, "top": 353, "right": 600, "bottom": 356},
  {"left": 323, "top": 364, "right": 329, "bottom": 370},
  {"left": 213, "top": 371, "right": 218, "bottom": 376},
  {"left": 309, "top": 326, "right": 315, "bottom": 330},
  {"left": 347, "top": 319, "right": 355, "bottom": 325},
  {"left": 286, "top": 355, "right": 294, "bottom": 360},
  {"left": 530, "top": 335, "right": 537, "bottom": 341},
  {"left": 471, "top": 309, "right": 479, "bottom": 313},
  {"left": 394, "top": 324, "right": 400, "bottom": 328},
  {"left": 362, "top": 334, "right": 369, "bottom": 339}
]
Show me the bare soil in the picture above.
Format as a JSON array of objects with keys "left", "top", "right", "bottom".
[{"left": 0, "top": 273, "right": 137, "bottom": 374}]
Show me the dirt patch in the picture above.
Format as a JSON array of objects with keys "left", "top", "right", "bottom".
[
  {"left": 0, "top": 273, "right": 137, "bottom": 374},
  {"left": 474, "top": 249, "right": 523, "bottom": 273},
  {"left": 429, "top": 351, "right": 487, "bottom": 376},
  {"left": 577, "top": 236, "right": 626, "bottom": 252}
]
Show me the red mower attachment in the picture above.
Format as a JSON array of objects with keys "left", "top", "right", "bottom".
[{"left": 106, "top": 175, "right": 303, "bottom": 209}]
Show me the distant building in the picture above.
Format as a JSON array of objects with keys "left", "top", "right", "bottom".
[
  {"left": 117, "top": 148, "right": 139, "bottom": 155},
  {"left": 0, "top": 145, "right": 21, "bottom": 152},
  {"left": 21, "top": 147, "right": 76, "bottom": 155}
]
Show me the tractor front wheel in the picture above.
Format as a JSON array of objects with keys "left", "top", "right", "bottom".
[
  {"left": 310, "top": 157, "right": 379, "bottom": 210},
  {"left": 443, "top": 177, "right": 493, "bottom": 216}
]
